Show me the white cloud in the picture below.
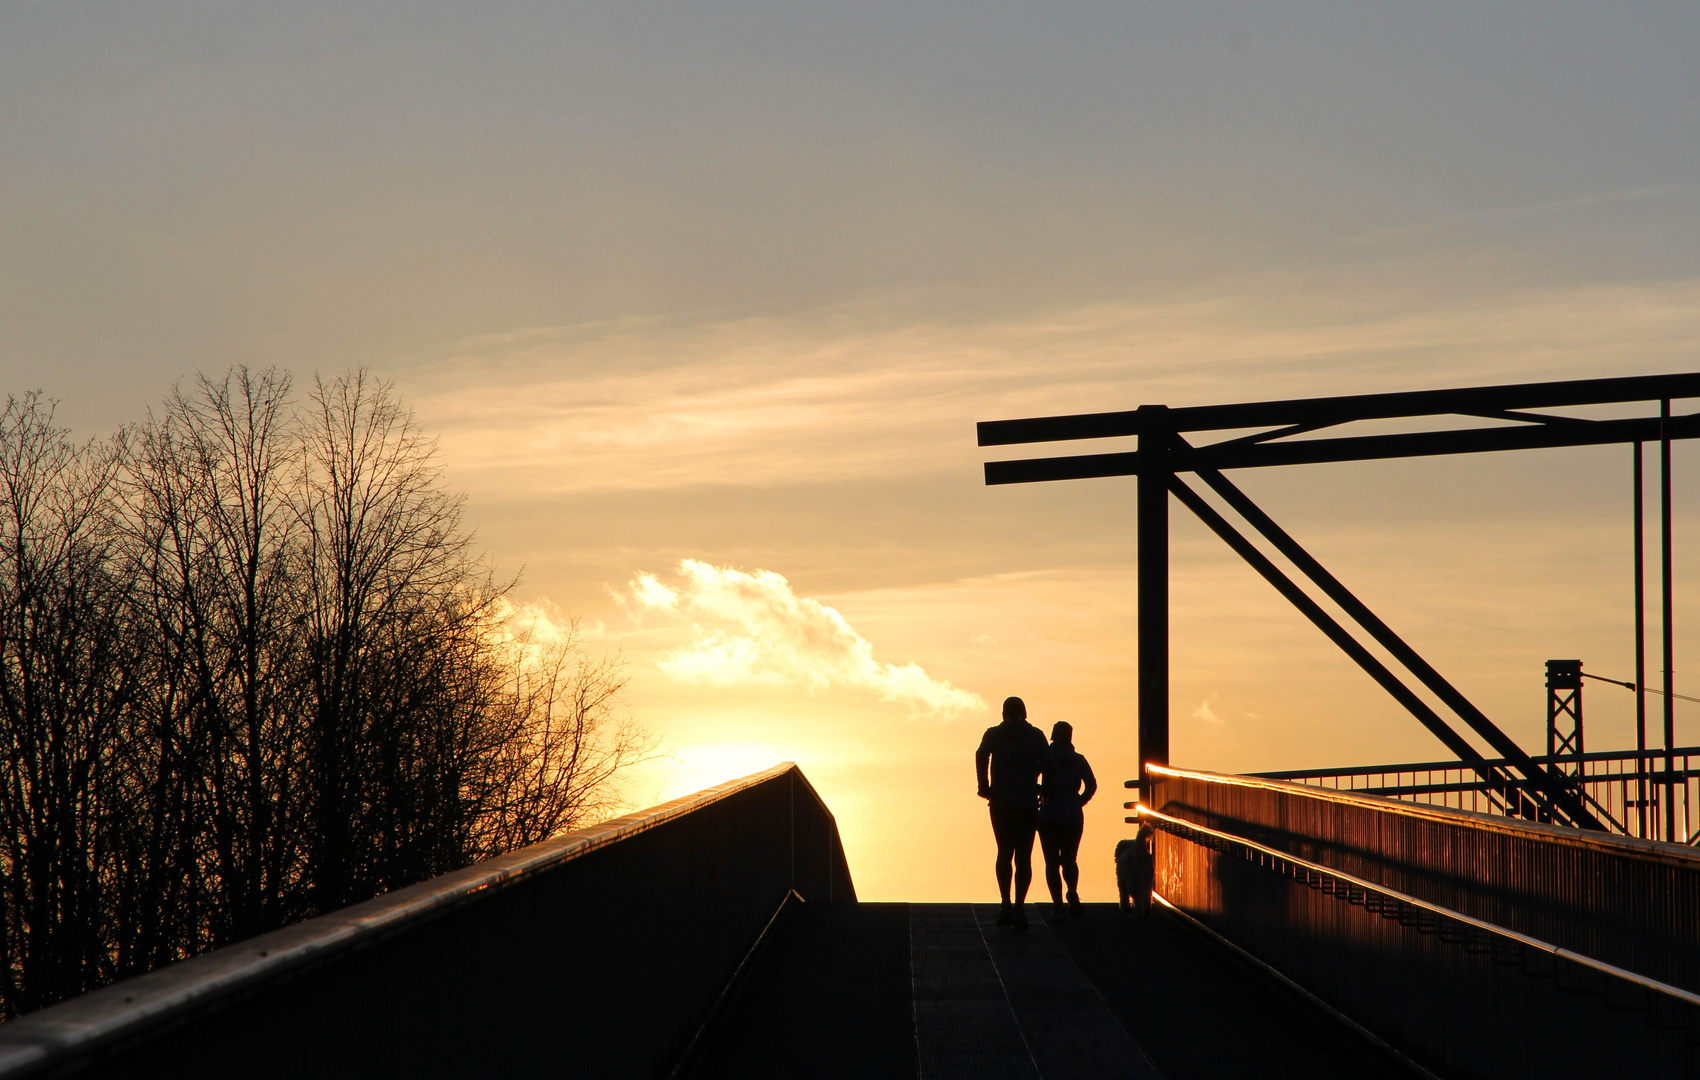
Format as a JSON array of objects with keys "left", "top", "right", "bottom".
[
  {"left": 481, "top": 596, "right": 598, "bottom": 667},
  {"left": 624, "top": 559, "right": 985, "bottom": 719},
  {"left": 625, "top": 572, "right": 678, "bottom": 612},
  {"left": 1192, "top": 698, "right": 1221, "bottom": 725}
]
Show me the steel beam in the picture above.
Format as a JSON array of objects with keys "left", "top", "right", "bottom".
[
  {"left": 1166, "top": 474, "right": 1505, "bottom": 793},
  {"left": 1137, "top": 406, "right": 1170, "bottom": 791},
  {"left": 1635, "top": 442, "right": 1649, "bottom": 838},
  {"left": 985, "top": 410, "right": 1700, "bottom": 485},
  {"left": 978, "top": 370, "right": 1700, "bottom": 446},
  {"left": 1663, "top": 400, "right": 1677, "bottom": 842},
  {"left": 1188, "top": 461, "right": 1601, "bottom": 828},
  {"left": 978, "top": 373, "right": 1692, "bottom": 834}
]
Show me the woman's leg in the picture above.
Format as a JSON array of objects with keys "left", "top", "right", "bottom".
[{"left": 1060, "top": 821, "right": 1084, "bottom": 898}]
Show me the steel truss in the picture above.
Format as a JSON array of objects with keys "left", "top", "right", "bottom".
[{"left": 978, "top": 372, "right": 1700, "bottom": 833}]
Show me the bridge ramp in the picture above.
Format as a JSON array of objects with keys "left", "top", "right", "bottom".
[{"left": 691, "top": 903, "right": 1420, "bottom": 1080}]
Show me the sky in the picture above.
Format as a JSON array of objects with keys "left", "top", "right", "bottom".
[{"left": 4, "top": 1, "right": 1700, "bottom": 900}]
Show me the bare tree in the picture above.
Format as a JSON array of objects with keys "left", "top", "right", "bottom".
[
  {"left": 475, "top": 613, "right": 655, "bottom": 855},
  {"left": 294, "top": 369, "right": 500, "bottom": 909},
  {"left": 0, "top": 370, "right": 651, "bottom": 1015},
  {"left": 0, "top": 394, "right": 132, "bottom": 1013},
  {"left": 116, "top": 368, "right": 308, "bottom": 958}
]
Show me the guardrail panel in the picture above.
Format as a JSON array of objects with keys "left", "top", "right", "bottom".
[
  {"left": 1153, "top": 767, "right": 1700, "bottom": 994},
  {"left": 1147, "top": 767, "right": 1700, "bottom": 1079},
  {"left": 0, "top": 763, "right": 849, "bottom": 1080}
]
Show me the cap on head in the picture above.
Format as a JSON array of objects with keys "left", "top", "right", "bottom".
[
  {"left": 1002, "top": 696, "right": 1026, "bottom": 721},
  {"left": 1050, "top": 720, "right": 1073, "bottom": 744}
]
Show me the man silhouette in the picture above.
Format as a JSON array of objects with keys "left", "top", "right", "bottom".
[{"left": 976, "top": 696, "right": 1050, "bottom": 929}]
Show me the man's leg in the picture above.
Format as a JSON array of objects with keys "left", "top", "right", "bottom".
[
  {"left": 990, "top": 807, "right": 1016, "bottom": 913},
  {"left": 1037, "top": 823, "right": 1064, "bottom": 904},
  {"left": 1012, "top": 810, "right": 1037, "bottom": 905},
  {"left": 994, "top": 843, "right": 1014, "bottom": 903}
]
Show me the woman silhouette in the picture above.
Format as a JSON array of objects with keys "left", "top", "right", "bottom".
[{"left": 1038, "top": 720, "right": 1097, "bottom": 918}]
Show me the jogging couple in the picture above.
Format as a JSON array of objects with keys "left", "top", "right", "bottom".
[{"left": 975, "top": 695, "right": 1097, "bottom": 929}]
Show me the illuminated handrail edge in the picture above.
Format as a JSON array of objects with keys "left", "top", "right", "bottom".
[{"left": 1146, "top": 762, "right": 1700, "bottom": 865}]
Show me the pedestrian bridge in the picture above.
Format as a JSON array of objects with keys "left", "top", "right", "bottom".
[{"left": 0, "top": 763, "right": 1695, "bottom": 1079}]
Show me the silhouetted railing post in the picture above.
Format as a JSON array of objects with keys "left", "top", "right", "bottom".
[
  {"left": 1545, "top": 660, "right": 1584, "bottom": 771},
  {"left": 1137, "top": 404, "right": 1170, "bottom": 793},
  {"left": 1661, "top": 398, "right": 1677, "bottom": 843},
  {"left": 1634, "top": 440, "right": 1649, "bottom": 839}
]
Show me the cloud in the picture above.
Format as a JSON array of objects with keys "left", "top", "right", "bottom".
[
  {"left": 480, "top": 596, "right": 609, "bottom": 670},
  {"left": 1191, "top": 698, "right": 1221, "bottom": 725},
  {"left": 624, "top": 559, "right": 985, "bottom": 719},
  {"left": 410, "top": 281, "right": 1700, "bottom": 498},
  {"left": 626, "top": 572, "right": 678, "bottom": 612},
  {"left": 489, "top": 597, "right": 578, "bottom": 646}
]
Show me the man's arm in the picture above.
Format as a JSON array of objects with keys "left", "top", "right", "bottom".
[
  {"left": 976, "top": 734, "right": 992, "bottom": 799},
  {"left": 1080, "top": 756, "right": 1098, "bottom": 807}
]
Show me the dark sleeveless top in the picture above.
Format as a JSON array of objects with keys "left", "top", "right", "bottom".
[{"left": 1039, "top": 745, "right": 1097, "bottom": 824}]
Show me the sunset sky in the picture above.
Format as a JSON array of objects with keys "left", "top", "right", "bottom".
[{"left": 5, "top": 2, "right": 1700, "bottom": 900}]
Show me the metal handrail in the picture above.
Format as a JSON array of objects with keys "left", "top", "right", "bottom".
[
  {"left": 1244, "top": 748, "right": 1700, "bottom": 843},
  {"left": 1324, "top": 776, "right": 1633, "bottom": 837},
  {"left": 1348, "top": 770, "right": 1697, "bottom": 793},
  {"left": 1136, "top": 803, "right": 1700, "bottom": 1010},
  {"left": 1145, "top": 763, "right": 1700, "bottom": 861},
  {"left": 1251, "top": 745, "right": 1700, "bottom": 780}
]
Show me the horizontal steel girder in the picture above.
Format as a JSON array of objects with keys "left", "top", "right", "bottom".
[
  {"left": 978, "top": 370, "right": 1700, "bottom": 447},
  {"left": 984, "top": 408, "right": 1700, "bottom": 485}
]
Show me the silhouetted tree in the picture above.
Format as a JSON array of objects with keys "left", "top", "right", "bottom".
[
  {"left": 0, "top": 370, "right": 649, "bottom": 1017},
  {"left": 292, "top": 369, "right": 487, "bottom": 909},
  {"left": 476, "top": 614, "right": 651, "bottom": 855},
  {"left": 115, "top": 368, "right": 307, "bottom": 961},
  {"left": 0, "top": 394, "right": 132, "bottom": 1012}
]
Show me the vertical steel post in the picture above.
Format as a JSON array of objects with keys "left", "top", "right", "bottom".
[
  {"left": 1545, "top": 660, "right": 1584, "bottom": 772},
  {"left": 1662, "top": 399, "right": 1676, "bottom": 843},
  {"left": 1634, "top": 441, "right": 1649, "bottom": 838},
  {"left": 1137, "top": 405, "right": 1171, "bottom": 794}
]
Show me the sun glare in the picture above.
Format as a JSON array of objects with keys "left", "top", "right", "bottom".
[{"left": 652, "top": 741, "right": 805, "bottom": 803}]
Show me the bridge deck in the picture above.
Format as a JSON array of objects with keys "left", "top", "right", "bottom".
[{"left": 691, "top": 902, "right": 1423, "bottom": 1080}]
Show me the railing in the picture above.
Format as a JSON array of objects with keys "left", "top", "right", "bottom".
[
  {"left": 0, "top": 763, "right": 851, "bottom": 1080},
  {"left": 1253, "top": 745, "right": 1700, "bottom": 844},
  {"left": 1143, "top": 764, "right": 1700, "bottom": 1079}
]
